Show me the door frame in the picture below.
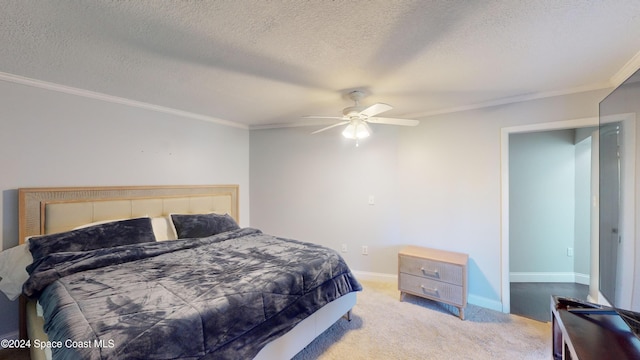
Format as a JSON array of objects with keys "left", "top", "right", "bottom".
[{"left": 500, "top": 117, "right": 598, "bottom": 313}]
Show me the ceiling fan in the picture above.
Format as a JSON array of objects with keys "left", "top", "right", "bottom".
[{"left": 304, "top": 90, "right": 419, "bottom": 143}]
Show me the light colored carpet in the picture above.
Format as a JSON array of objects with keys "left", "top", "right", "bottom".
[{"left": 293, "top": 280, "right": 551, "bottom": 360}]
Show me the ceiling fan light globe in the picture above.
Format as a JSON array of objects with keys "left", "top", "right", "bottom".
[
  {"left": 342, "top": 124, "right": 356, "bottom": 139},
  {"left": 342, "top": 123, "right": 370, "bottom": 139},
  {"left": 355, "top": 125, "right": 370, "bottom": 139}
]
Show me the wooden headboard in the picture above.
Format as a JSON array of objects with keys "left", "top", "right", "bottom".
[
  {"left": 18, "top": 185, "right": 239, "bottom": 242},
  {"left": 17, "top": 185, "right": 239, "bottom": 339}
]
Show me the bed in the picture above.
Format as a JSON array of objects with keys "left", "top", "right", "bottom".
[{"left": 11, "top": 185, "right": 361, "bottom": 360}]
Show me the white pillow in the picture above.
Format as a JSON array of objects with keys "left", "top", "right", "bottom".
[
  {"left": 73, "top": 218, "right": 128, "bottom": 230},
  {"left": 0, "top": 243, "right": 33, "bottom": 301},
  {"left": 151, "top": 217, "right": 177, "bottom": 241},
  {"left": 74, "top": 217, "right": 177, "bottom": 241}
]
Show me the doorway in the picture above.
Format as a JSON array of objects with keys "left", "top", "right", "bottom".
[
  {"left": 508, "top": 128, "right": 593, "bottom": 321},
  {"left": 499, "top": 117, "right": 598, "bottom": 314}
]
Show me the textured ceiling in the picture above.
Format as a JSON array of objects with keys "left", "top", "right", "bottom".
[{"left": 1, "top": 1, "right": 639, "bottom": 128}]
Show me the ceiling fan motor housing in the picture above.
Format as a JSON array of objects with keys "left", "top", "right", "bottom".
[
  {"left": 343, "top": 106, "right": 365, "bottom": 117},
  {"left": 343, "top": 90, "right": 366, "bottom": 116}
]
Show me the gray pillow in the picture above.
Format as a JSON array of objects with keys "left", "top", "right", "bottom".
[
  {"left": 28, "top": 217, "right": 156, "bottom": 263},
  {"left": 171, "top": 213, "right": 239, "bottom": 239}
]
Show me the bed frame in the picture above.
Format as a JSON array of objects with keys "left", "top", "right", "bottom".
[{"left": 18, "top": 185, "right": 355, "bottom": 360}]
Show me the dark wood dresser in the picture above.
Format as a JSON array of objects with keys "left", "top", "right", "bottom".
[{"left": 551, "top": 295, "right": 640, "bottom": 360}]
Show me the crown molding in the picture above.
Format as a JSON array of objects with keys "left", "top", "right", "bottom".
[
  {"left": 4, "top": 50, "right": 636, "bottom": 131},
  {"left": 0, "top": 72, "right": 247, "bottom": 129},
  {"left": 610, "top": 50, "right": 640, "bottom": 87},
  {"left": 253, "top": 82, "right": 614, "bottom": 130},
  {"left": 250, "top": 119, "right": 337, "bottom": 130},
  {"left": 400, "top": 82, "right": 613, "bottom": 120}
]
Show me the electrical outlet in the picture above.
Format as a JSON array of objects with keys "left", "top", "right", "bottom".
[
  {"left": 341, "top": 244, "right": 348, "bottom": 253},
  {"left": 362, "top": 246, "right": 368, "bottom": 255},
  {"left": 567, "top": 247, "right": 574, "bottom": 257}
]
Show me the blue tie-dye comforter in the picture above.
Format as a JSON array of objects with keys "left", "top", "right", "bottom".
[{"left": 23, "top": 228, "right": 362, "bottom": 359}]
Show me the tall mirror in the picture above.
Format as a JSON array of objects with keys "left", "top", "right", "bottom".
[{"left": 598, "top": 68, "right": 639, "bottom": 312}]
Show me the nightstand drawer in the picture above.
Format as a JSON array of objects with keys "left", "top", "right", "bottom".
[
  {"left": 399, "top": 273, "right": 464, "bottom": 306},
  {"left": 399, "top": 255, "right": 463, "bottom": 285}
]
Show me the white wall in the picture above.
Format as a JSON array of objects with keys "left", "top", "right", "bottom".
[
  {"left": 250, "top": 89, "right": 611, "bottom": 310},
  {"left": 0, "top": 80, "right": 250, "bottom": 338},
  {"left": 250, "top": 125, "right": 402, "bottom": 275}
]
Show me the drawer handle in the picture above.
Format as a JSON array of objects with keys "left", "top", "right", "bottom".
[
  {"left": 420, "top": 267, "right": 439, "bottom": 277},
  {"left": 421, "top": 285, "right": 439, "bottom": 295}
]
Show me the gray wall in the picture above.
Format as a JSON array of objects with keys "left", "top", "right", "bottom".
[
  {"left": 0, "top": 80, "right": 250, "bottom": 338},
  {"left": 0, "top": 78, "right": 620, "bottom": 336},
  {"left": 509, "top": 129, "right": 591, "bottom": 282},
  {"left": 251, "top": 88, "right": 611, "bottom": 310}
]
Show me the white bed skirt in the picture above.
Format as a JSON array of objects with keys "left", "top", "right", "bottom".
[{"left": 27, "top": 292, "right": 357, "bottom": 360}]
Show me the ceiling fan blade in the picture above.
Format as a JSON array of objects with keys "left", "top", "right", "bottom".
[
  {"left": 359, "top": 103, "right": 393, "bottom": 117},
  {"left": 367, "top": 117, "right": 420, "bottom": 126},
  {"left": 311, "top": 121, "right": 349, "bottom": 134}
]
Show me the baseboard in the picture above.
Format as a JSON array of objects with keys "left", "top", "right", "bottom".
[
  {"left": 468, "top": 294, "right": 503, "bottom": 312},
  {"left": 351, "top": 270, "right": 504, "bottom": 312},
  {"left": 0, "top": 330, "right": 18, "bottom": 341},
  {"left": 510, "top": 272, "right": 590, "bottom": 285},
  {"left": 574, "top": 273, "right": 590, "bottom": 285}
]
